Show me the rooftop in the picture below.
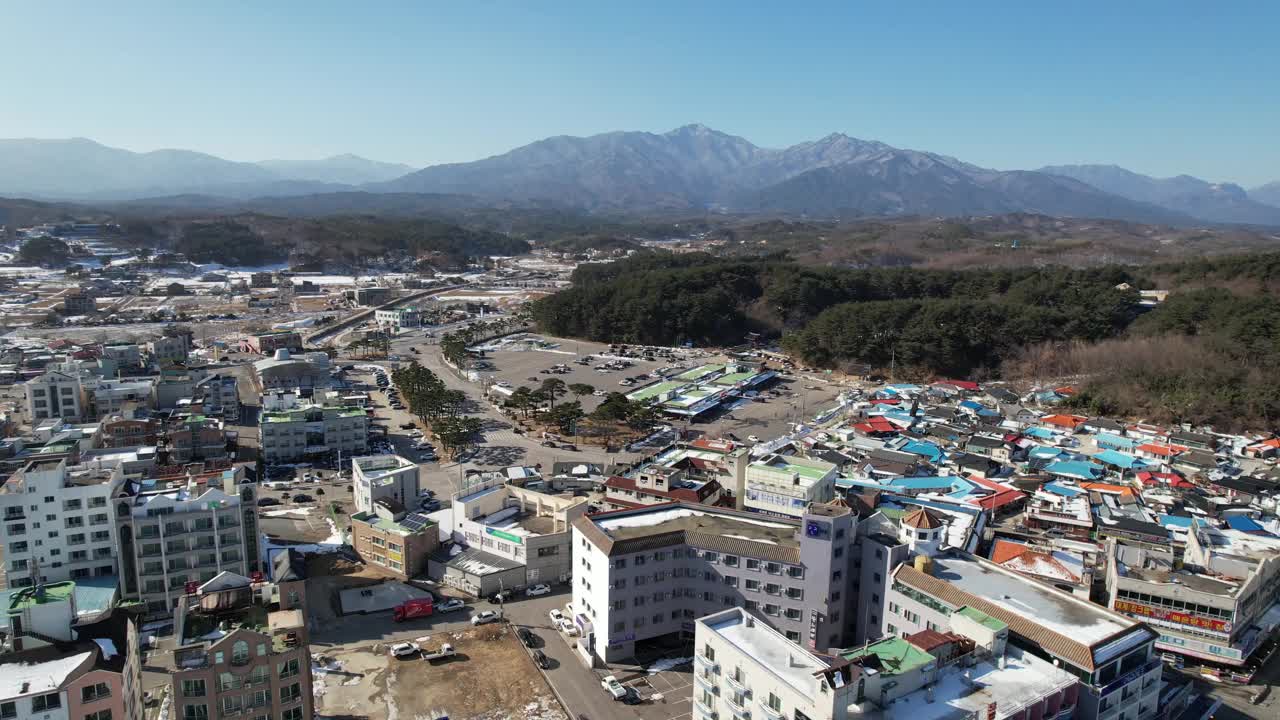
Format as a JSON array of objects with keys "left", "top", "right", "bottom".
[
  {"left": 0, "top": 649, "right": 93, "bottom": 699},
  {"left": 353, "top": 454, "right": 416, "bottom": 479},
  {"left": 351, "top": 510, "right": 436, "bottom": 536},
  {"left": 842, "top": 635, "right": 936, "bottom": 675},
  {"left": 702, "top": 608, "right": 826, "bottom": 695},
  {"left": 750, "top": 454, "right": 835, "bottom": 482},
  {"left": 578, "top": 503, "right": 801, "bottom": 562},
  {"left": 8, "top": 581, "right": 75, "bottom": 611}
]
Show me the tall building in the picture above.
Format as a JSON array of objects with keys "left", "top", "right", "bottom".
[
  {"left": 169, "top": 572, "right": 312, "bottom": 720},
  {"left": 25, "top": 370, "right": 86, "bottom": 422},
  {"left": 570, "top": 500, "right": 860, "bottom": 663},
  {"left": 743, "top": 454, "right": 837, "bottom": 517},
  {"left": 0, "top": 458, "right": 125, "bottom": 587},
  {"left": 115, "top": 467, "right": 259, "bottom": 615},
  {"left": 884, "top": 549, "right": 1159, "bottom": 720},
  {"left": 352, "top": 455, "right": 419, "bottom": 515},
  {"left": 259, "top": 402, "right": 368, "bottom": 463}
]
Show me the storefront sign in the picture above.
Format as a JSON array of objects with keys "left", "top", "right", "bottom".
[
  {"left": 485, "top": 526, "right": 524, "bottom": 545},
  {"left": 1114, "top": 600, "right": 1231, "bottom": 633}
]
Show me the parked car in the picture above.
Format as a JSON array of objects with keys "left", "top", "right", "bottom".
[
  {"left": 435, "top": 598, "right": 466, "bottom": 614},
  {"left": 541, "top": 440, "right": 557, "bottom": 448},
  {"left": 548, "top": 608, "right": 565, "bottom": 624},
  {"left": 557, "top": 618, "right": 579, "bottom": 636},
  {"left": 389, "top": 642, "right": 419, "bottom": 658},
  {"left": 471, "top": 611, "right": 499, "bottom": 626},
  {"left": 532, "top": 649, "right": 550, "bottom": 669},
  {"left": 601, "top": 676, "right": 626, "bottom": 700},
  {"left": 517, "top": 628, "right": 538, "bottom": 647},
  {"left": 399, "top": 423, "right": 416, "bottom": 430},
  {"left": 622, "top": 688, "right": 643, "bottom": 705},
  {"left": 292, "top": 494, "right": 314, "bottom": 503},
  {"left": 256, "top": 497, "right": 281, "bottom": 507},
  {"left": 525, "top": 584, "right": 551, "bottom": 597},
  {"left": 747, "top": 435, "right": 761, "bottom": 443}
]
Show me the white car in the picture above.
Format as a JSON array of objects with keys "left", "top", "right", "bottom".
[
  {"left": 557, "top": 618, "right": 579, "bottom": 636},
  {"left": 525, "top": 584, "right": 551, "bottom": 597},
  {"left": 593, "top": 390, "right": 606, "bottom": 397},
  {"left": 435, "top": 598, "right": 466, "bottom": 614},
  {"left": 747, "top": 435, "right": 761, "bottom": 443},
  {"left": 389, "top": 642, "right": 419, "bottom": 658},
  {"left": 548, "top": 608, "right": 565, "bottom": 624},
  {"left": 601, "top": 676, "right": 626, "bottom": 700},
  {"left": 472, "top": 610, "right": 500, "bottom": 626}
]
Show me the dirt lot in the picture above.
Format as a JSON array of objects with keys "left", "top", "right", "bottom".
[{"left": 313, "top": 624, "right": 567, "bottom": 720}]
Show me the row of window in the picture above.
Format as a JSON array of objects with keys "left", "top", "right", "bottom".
[
  {"left": 1114, "top": 588, "right": 1236, "bottom": 621},
  {"left": 611, "top": 548, "right": 803, "bottom": 578}
]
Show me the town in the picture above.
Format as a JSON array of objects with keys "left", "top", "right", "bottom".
[{"left": 0, "top": 219, "right": 1273, "bottom": 720}]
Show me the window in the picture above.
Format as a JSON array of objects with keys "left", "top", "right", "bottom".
[
  {"left": 652, "top": 613, "right": 664, "bottom": 624},
  {"left": 633, "top": 617, "right": 645, "bottom": 628},
  {"left": 767, "top": 692, "right": 782, "bottom": 711},
  {"left": 218, "top": 672, "right": 239, "bottom": 692},
  {"left": 746, "top": 559, "right": 760, "bottom": 570},
  {"left": 745, "top": 579, "right": 760, "bottom": 591},
  {"left": 786, "top": 631, "right": 801, "bottom": 642},
  {"left": 703, "top": 644, "right": 716, "bottom": 662},
  {"left": 704, "top": 552, "right": 719, "bottom": 563},
  {"left": 279, "top": 658, "right": 300, "bottom": 678},
  {"left": 280, "top": 683, "right": 302, "bottom": 704},
  {"left": 887, "top": 623, "right": 898, "bottom": 635},
  {"left": 785, "top": 608, "right": 802, "bottom": 620},
  {"left": 764, "top": 604, "right": 780, "bottom": 616},
  {"left": 724, "top": 555, "right": 739, "bottom": 567},
  {"left": 282, "top": 708, "right": 305, "bottom": 720},
  {"left": 183, "top": 679, "right": 206, "bottom": 697},
  {"left": 765, "top": 583, "right": 781, "bottom": 595},
  {"left": 32, "top": 694, "right": 61, "bottom": 712},
  {"left": 724, "top": 576, "right": 738, "bottom": 587},
  {"left": 222, "top": 698, "right": 243, "bottom": 716},
  {"left": 183, "top": 704, "right": 208, "bottom": 720},
  {"left": 613, "top": 621, "right": 625, "bottom": 632},
  {"left": 82, "top": 682, "right": 112, "bottom": 702},
  {"left": 889, "top": 602, "right": 900, "bottom": 614},
  {"left": 634, "top": 554, "right": 646, "bottom": 566},
  {"left": 0, "top": 703, "right": 14, "bottom": 720}
]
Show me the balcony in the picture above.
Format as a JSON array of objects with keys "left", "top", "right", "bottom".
[
  {"left": 756, "top": 702, "right": 783, "bottom": 720},
  {"left": 695, "top": 654, "right": 720, "bottom": 673},
  {"left": 724, "top": 694, "right": 750, "bottom": 717},
  {"left": 695, "top": 672, "right": 718, "bottom": 693},
  {"left": 724, "top": 674, "right": 749, "bottom": 694},
  {"left": 693, "top": 697, "right": 718, "bottom": 718}
]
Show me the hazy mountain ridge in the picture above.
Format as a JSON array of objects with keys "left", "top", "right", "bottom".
[{"left": 1039, "top": 164, "right": 1280, "bottom": 225}]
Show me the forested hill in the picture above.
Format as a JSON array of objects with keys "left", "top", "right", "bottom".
[
  {"left": 530, "top": 252, "right": 1140, "bottom": 376},
  {"left": 532, "top": 251, "right": 1280, "bottom": 429}
]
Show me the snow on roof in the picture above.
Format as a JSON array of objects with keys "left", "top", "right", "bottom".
[
  {"left": 593, "top": 506, "right": 792, "bottom": 534},
  {"left": 0, "top": 651, "right": 92, "bottom": 697},
  {"left": 703, "top": 609, "right": 825, "bottom": 695}
]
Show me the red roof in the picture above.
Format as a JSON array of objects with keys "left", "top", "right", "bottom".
[
  {"left": 1041, "top": 414, "right": 1089, "bottom": 429},
  {"left": 1136, "top": 443, "right": 1185, "bottom": 457},
  {"left": 690, "top": 437, "right": 735, "bottom": 453},
  {"left": 968, "top": 476, "right": 1027, "bottom": 510},
  {"left": 935, "top": 379, "right": 980, "bottom": 392},
  {"left": 870, "top": 398, "right": 902, "bottom": 406},
  {"left": 853, "top": 417, "right": 898, "bottom": 436},
  {"left": 604, "top": 475, "right": 719, "bottom": 504},
  {"left": 1136, "top": 471, "right": 1194, "bottom": 489}
]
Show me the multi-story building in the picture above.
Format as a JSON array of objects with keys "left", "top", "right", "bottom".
[
  {"left": 352, "top": 455, "right": 419, "bottom": 515},
  {"left": 570, "top": 500, "right": 861, "bottom": 663},
  {"left": 693, "top": 605, "right": 1080, "bottom": 720},
  {"left": 63, "top": 288, "right": 96, "bottom": 314},
  {"left": 249, "top": 272, "right": 275, "bottom": 288},
  {"left": 100, "top": 415, "right": 160, "bottom": 448},
  {"left": 164, "top": 417, "right": 232, "bottom": 464},
  {"left": 353, "top": 287, "right": 392, "bottom": 306},
  {"left": 241, "top": 331, "right": 303, "bottom": 355},
  {"left": 85, "top": 378, "right": 156, "bottom": 419},
  {"left": 25, "top": 370, "right": 86, "bottom": 422},
  {"left": 253, "top": 350, "right": 332, "bottom": 392},
  {"left": 743, "top": 454, "right": 837, "bottom": 518},
  {"left": 170, "top": 573, "right": 312, "bottom": 720},
  {"left": 1106, "top": 527, "right": 1280, "bottom": 668},
  {"left": 374, "top": 306, "right": 422, "bottom": 332},
  {"left": 603, "top": 466, "right": 727, "bottom": 511},
  {"left": 0, "top": 458, "right": 125, "bottom": 587},
  {"left": 439, "top": 479, "right": 586, "bottom": 595},
  {"left": 259, "top": 403, "right": 368, "bottom": 463},
  {"left": 0, "top": 615, "right": 142, "bottom": 720},
  {"left": 147, "top": 332, "right": 191, "bottom": 366},
  {"left": 115, "top": 467, "right": 260, "bottom": 614},
  {"left": 194, "top": 374, "right": 240, "bottom": 420},
  {"left": 886, "top": 549, "right": 1160, "bottom": 720},
  {"left": 101, "top": 344, "right": 143, "bottom": 369},
  {"left": 351, "top": 501, "right": 440, "bottom": 580}
]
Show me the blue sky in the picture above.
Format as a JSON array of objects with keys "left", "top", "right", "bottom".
[{"left": 2, "top": 1, "right": 1277, "bottom": 185}]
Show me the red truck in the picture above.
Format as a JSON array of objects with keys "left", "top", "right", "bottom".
[{"left": 392, "top": 598, "right": 433, "bottom": 622}]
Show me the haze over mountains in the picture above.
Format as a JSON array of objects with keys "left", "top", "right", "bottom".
[{"left": 2, "top": 128, "right": 1279, "bottom": 226}]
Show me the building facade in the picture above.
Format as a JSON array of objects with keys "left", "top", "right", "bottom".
[
  {"left": 743, "top": 454, "right": 837, "bottom": 518},
  {"left": 352, "top": 455, "right": 419, "bottom": 515},
  {"left": 259, "top": 404, "right": 368, "bottom": 463},
  {"left": 26, "top": 370, "right": 86, "bottom": 422},
  {"left": 350, "top": 503, "right": 439, "bottom": 580}
]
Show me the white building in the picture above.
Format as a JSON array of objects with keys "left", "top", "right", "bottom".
[
  {"left": 353, "top": 455, "right": 419, "bottom": 514},
  {"left": 743, "top": 454, "right": 837, "bottom": 518},
  {"left": 25, "top": 370, "right": 85, "bottom": 422},
  {"left": 0, "top": 458, "right": 125, "bottom": 587},
  {"left": 85, "top": 378, "right": 156, "bottom": 420},
  {"left": 374, "top": 306, "right": 423, "bottom": 332},
  {"left": 259, "top": 401, "right": 368, "bottom": 463}
]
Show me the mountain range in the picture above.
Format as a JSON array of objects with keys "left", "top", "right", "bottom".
[{"left": 2, "top": 129, "right": 1280, "bottom": 226}]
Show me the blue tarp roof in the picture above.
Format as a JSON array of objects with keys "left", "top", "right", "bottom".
[
  {"left": 1045, "top": 460, "right": 1106, "bottom": 480},
  {"left": 1225, "top": 515, "right": 1268, "bottom": 534},
  {"left": 1092, "top": 449, "right": 1149, "bottom": 469},
  {"left": 1024, "top": 427, "right": 1057, "bottom": 440},
  {"left": 1095, "top": 433, "right": 1137, "bottom": 450},
  {"left": 899, "top": 440, "right": 945, "bottom": 462},
  {"left": 1045, "top": 481, "right": 1087, "bottom": 497}
]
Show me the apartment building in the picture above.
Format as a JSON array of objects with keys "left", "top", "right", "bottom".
[
  {"left": 242, "top": 330, "right": 304, "bottom": 355},
  {"left": 194, "top": 374, "right": 240, "bottom": 420},
  {"left": 259, "top": 403, "right": 367, "bottom": 463},
  {"left": 350, "top": 501, "right": 439, "bottom": 580},
  {"left": 25, "top": 370, "right": 86, "bottom": 422},
  {"left": 743, "top": 454, "right": 837, "bottom": 518},
  {"left": 374, "top": 306, "right": 422, "bottom": 332},
  {"left": 571, "top": 500, "right": 860, "bottom": 663},
  {"left": 0, "top": 618, "right": 143, "bottom": 720},
  {"left": 603, "top": 465, "right": 727, "bottom": 511},
  {"left": 253, "top": 350, "right": 332, "bottom": 392},
  {"left": 885, "top": 550, "right": 1160, "bottom": 720},
  {"left": 86, "top": 378, "right": 156, "bottom": 419},
  {"left": 693, "top": 605, "right": 1079, "bottom": 720},
  {"left": 1106, "top": 527, "right": 1280, "bottom": 668},
  {"left": 170, "top": 573, "right": 312, "bottom": 720},
  {"left": 115, "top": 467, "right": 260, "bottom": 614},
  {"left": 147, "top": 333, "right": 190, "bottom": 365},
  {"left": 352, "top": 455, "right": 419, "bottom": 514},
  {"left": 0, "top": 458, "right": 125, "bottom": 587},
  {"left": 163, "top": 417, "right": 231, "bottom": 464},
  {"left": 101, "top": 415, "right": 160, "bottom": 448}
]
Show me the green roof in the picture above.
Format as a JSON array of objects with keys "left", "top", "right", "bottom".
[
  {"left": 841, "top": 636, "right": 935, "bottom": 676},
  {"left": 676, "top": 364, "right": 724, "bottom": 382},
  {"left": 627, "top": 381, "right": 686, "bottom": 402},
  {"left": 713, "top": 371, "right": 756, "bottom": 386},
  {"left": 352, "top": 511, "right": 435, "bottom": 536},
  {"left": 753, "top": 456, "right": 834, "bottom": 481},
  {"left": 956, "top": 605, "right": 1008, "bottom": 632},
  {"left": 9, "top": 582, "right": 75, "bottom": 611}
]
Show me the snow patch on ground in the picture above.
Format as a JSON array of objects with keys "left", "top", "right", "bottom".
[{"left": 646, "top": 656, "right": 693, "bottom": 674}]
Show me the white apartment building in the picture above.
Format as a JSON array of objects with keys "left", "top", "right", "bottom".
[
  {"left": 353, "top": 455, "right": 419, "bottom": 514},
  {"left": 259, "top": 403, "right": 368, "bottom": 463},
  {"left": 115, "top": 468, "right": 260, "bottom": 615},
  {"left": 743, "top": 454, "right": 837, "bottom": 518},
  {"left": 374, "top": 306, "right": 422, "bottom": 332},
  {"left": 194, "top": 373, "right": 240, "bottom": 419},
  {"left": 0, "top": 458, "right": 125, "bottom": 587},
  {"left": 25, "top": 370, "right": 86, "bottom": 422}
]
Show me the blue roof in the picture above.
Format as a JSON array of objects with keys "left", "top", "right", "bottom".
[
  {"left": 888, "top": 476, "right": 965, "bottom": 491},
  {"left": 1092, "top": 449, "right": 1149, "bottom": 470},
  {"left": 1029, "top": 445, "right": 1068, "bottom": 460},
  {"left": 1095, "top": 433, "right": 1137, "bottom": 450},
  {"left": 71, "top": 574, "right": 119, "bottom": 615},
  {"left": 1045, "top": 481, "right": 1086, "bottom": 497},
  {"left": 1024, "top": 427, "right": 1057, "bottom": 440},
  {"left": 958, "top": 400, "right": 985, "bottom": 412},
  {"left": 1157, "top": 514, "right": 1194, "bottom": 528},
  {"left": 1225, "top": 515, "right": 1268, "bottom": 534},
  {"left": 899, "top": 440, "right": 945, "bottom": 463},
  {"left": 1044, "top": 460, "right": 1105, "bottom": 480}
]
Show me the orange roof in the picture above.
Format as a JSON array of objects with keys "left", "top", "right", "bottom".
[
  {"left": 990, "top": 538, "right": 1030, "bottom": 564},
  {"left": 1080, "top": 482, "right": 1135, "bottom": 497},
  {"left": 902, "top": 506, "right": 944, "bottom": 530},
  {"left": 1136, "top": 443, "right": 1186, "bottom": 457},
  {"left": 1040, "top": 414, "right": 1089, "bottom": 428}
]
